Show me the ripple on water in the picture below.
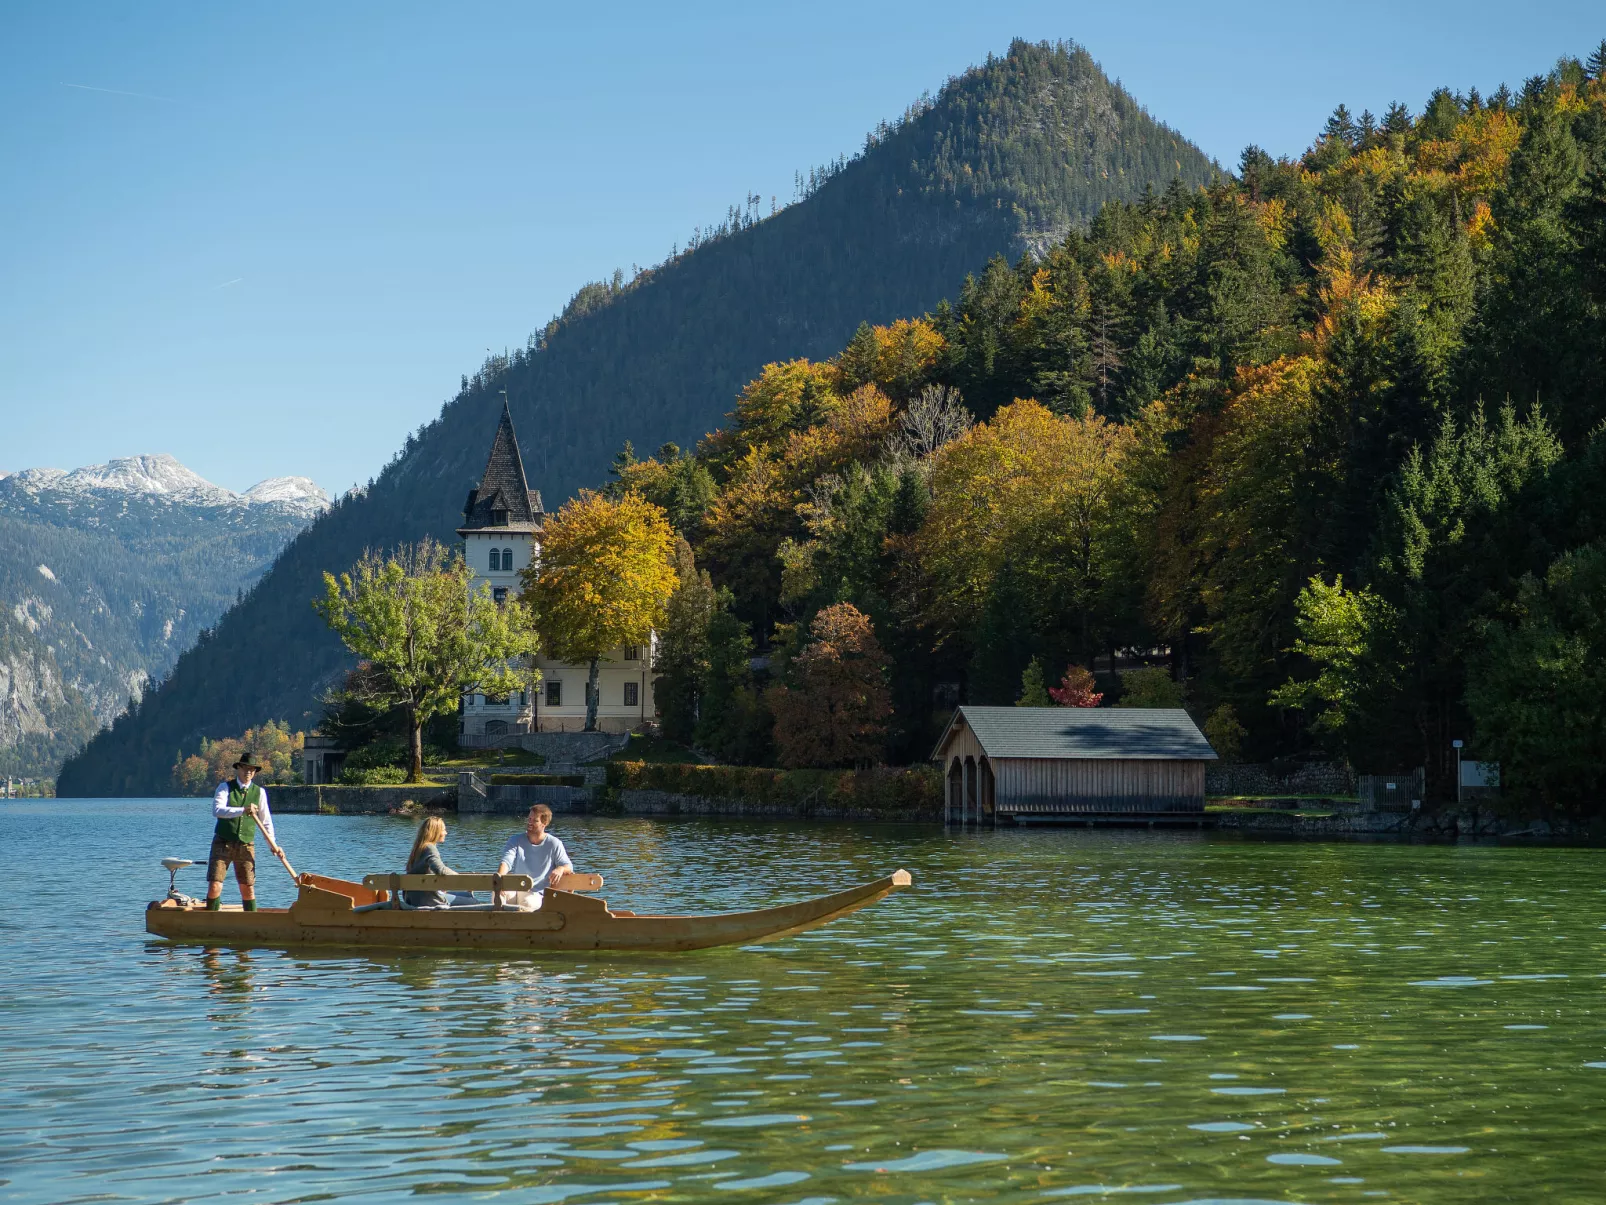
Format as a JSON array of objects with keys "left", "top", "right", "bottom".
[
  {"left": 1043, "top": 1186, "right": 1184, "bottom": 1197},
  {"left": 703, "top": 1113, "right": 811, "bottom": 1128},
  {"left": 1382, "top": 1145, "right": 1470, "bottom": 1154},
  {"left": 1267, "top": 1153, "right": 1341, "bottom": 1165},
  {"left": 1410, "top": 977, "right": 1493, "bottom": 987},
  {"left": 713, "top": 1170, "right": 811, "bottom": 1190},
  {"left": 5, "top": 804, "right": 1599, "bottom": 1204},
  {"left": 841, "top": 1149, "right": 1007, "bottom": 1172}
]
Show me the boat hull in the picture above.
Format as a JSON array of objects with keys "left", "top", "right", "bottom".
[{"left": 145, "top": 870, "right": 911, "bottom": 952}]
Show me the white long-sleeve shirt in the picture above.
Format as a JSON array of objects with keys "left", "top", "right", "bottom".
[{"left": 212, "top": 779, "right": 276, "bottom": 845}]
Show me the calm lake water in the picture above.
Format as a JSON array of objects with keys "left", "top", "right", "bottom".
[{"left": 3, "top": 800, "right": 1605, "bottom": 1204}]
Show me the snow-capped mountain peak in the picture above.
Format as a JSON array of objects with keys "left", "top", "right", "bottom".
[
  {"left": 242, "top": 475, "right": 331, "bottom": 512},
  {"left": 0, "top": 455, "right": 329, "bottom": 514}
]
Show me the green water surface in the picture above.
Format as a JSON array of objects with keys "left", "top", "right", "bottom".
[{"left": 2, "top": 800, "right": 1604, "bottom": 1204}]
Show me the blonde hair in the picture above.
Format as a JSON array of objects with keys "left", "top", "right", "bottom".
[
  {"left": 529, "top": 804, "right": 553, "bottom": 824},
  {"left": 408, "top": 815, "right": 446, "bottom": 869}
]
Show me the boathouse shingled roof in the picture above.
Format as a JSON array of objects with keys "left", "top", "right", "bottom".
[
  {"left": 460, "top": 401, "right": 543, "bottom": 531},
  {"left": 934, "top": 706, "right": 1218, "bottom": 761}
]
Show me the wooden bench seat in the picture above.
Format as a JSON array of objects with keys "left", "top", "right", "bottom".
[
  {"left": 361, "top": 873, "right": 535, "bottom": 893},
  {"left": 357, "top": 872, "right": 605, "bottom": 894}
]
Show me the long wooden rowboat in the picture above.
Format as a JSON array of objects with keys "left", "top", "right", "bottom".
[{"left": 145, "top": 868, "right": 913, "bottom": 952}]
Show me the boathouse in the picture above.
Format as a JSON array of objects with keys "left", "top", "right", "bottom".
[{"left": 931, "top": 706, "right": 1217, "bottom": 824}]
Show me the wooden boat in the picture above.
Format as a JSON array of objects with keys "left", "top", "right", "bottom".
[{"left": 145, "top": 868, "right": 912, "bottom": 952}]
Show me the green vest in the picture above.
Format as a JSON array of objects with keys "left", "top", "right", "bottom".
[{"left": 214, "top": 780, "right": 262, "bottom": 844}]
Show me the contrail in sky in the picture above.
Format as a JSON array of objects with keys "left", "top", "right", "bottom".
[
  {"left": 61, "top": 82, "right": 176, "bottom": 102},
  {"left": 213, "top": 278, "right": 243, "bottom": 290}
]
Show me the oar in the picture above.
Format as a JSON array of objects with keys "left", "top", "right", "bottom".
[
  {"left": 269, "top": 840, "right": 299, "bottom": 884},
  {"left": 248, "top": 807, "right": 299, "bottom": 883}
]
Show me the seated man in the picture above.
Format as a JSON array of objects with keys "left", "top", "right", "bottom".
[{"left": 496, "top": 804, "right": 573, "bottom": 911}]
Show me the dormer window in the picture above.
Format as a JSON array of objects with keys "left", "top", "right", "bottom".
[{"left": 491, "top": 508, "right": 509, "bottom": 527}]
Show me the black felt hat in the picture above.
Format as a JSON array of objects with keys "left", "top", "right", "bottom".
[{"left": 233, "top": 752, "right": 265, "bottom": 772}]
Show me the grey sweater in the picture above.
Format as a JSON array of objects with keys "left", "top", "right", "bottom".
[{"left": 404, "top": 844, "right": 450, "bottom": 908}]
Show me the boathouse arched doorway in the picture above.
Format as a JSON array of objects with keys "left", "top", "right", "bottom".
[{"left": 948, "top": 757, "right": 964, "bottom": 823}]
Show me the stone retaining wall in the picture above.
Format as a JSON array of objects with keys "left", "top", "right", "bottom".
[
  {"left": 612, "top": 788, "right": 939, "bottom": 824},
  {"left": 272, "top": 784, "right": 454, "bottom": 815},
  {"left": 458, "top": 783, "right": 592, "bottom": 815},
  {"left": 1206, "top": 761, "right": 1354, "bottom": 797},
  {"left": 1214, "top": 805, "right": 1593, "bottom": 840}
]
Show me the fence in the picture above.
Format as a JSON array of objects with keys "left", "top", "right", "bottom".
[{"left": 1357, "top": 769, "right": 1426, "bottom": 811}]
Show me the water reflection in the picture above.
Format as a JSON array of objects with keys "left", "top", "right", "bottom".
[{"left": 3, "top": 803, "right": 1606, "bottom": 1201}]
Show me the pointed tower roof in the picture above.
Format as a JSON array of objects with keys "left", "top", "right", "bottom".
[{"left": 458, "top": 399, "right": 544, "bottom": 533}]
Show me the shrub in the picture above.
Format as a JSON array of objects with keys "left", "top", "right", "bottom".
[
  {"left": 606, "top": 760, "right": 941, "bottom": 816},
  {"left": 338, "top": 765, "right": 408, "bottom": 785},
  {"left": 1115, "top": 667, "right": 1184, "bottom": 708}
]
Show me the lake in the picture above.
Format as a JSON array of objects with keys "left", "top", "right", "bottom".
[{"left": 2, "top": 799, "right": 1603, "bottom": 1204}]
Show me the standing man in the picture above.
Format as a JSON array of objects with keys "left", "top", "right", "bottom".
[
  {"left": 496, "top": 805, "right": 573, "bottom": 910},
  {"left": 205, "top": 753, "right": 283, "bottom": 912}
]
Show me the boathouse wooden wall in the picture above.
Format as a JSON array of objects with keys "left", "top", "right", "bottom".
[{"left": 990, "top": 757, "right": 1205, "bottom": 814}]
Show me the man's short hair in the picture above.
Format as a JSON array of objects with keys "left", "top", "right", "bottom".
[{"left": 529, "top": 804, "right": 553, "bottom": 824}]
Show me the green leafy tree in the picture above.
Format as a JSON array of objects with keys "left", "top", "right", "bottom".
[
  {"left": 1467, "top": 544, "right": 1606, "bottom": 811},
  {"left": 315, "top": 538, "right": 538, "bottom": 781},
  {"left": 1203, "top": 704, "right": 1247, "bottom": 764},
  {"left": 1016, "top": 658, "right": 1051, "bottom": 706},
  {"left": 695, "top": 598, "right": 773, "bottom": 764},
  {"left": 653, "top": 538, "right": 717, "bottom": 743},
  {"left": 1117, "top": 667, "right": 1185, "bottom": 708}
]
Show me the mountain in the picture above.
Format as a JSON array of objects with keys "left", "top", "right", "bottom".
[
  {"left": 57, "top": 38, "right": 1218, "bottom": 796},
  {"left": 0, "top": 455, "right": 329, "bottom": 778}
]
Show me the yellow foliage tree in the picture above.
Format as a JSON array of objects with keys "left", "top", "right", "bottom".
[
  {"left": 919, "top": 399, "right": 1137, "bottom": 647},
  {"left": 522, "top": 491, "right": 679, "bottom": 731},
  {"left": 835, "top": 318, "right": 946, "bottom": 399}
]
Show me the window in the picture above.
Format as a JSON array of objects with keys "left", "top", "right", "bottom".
[
  {"left": 489, "top": 548, "right": 502, "bottom": 571},
  {"left": 623, "top": 645, "right": 639, "bottom": 661},
  {"left": 502, "top": 547, "right": 514, "bottom": 570},
  {"left": 493, "top": 587, "right": 508, "bottom": 605},
  {"left": 624, "top": 681, "right": 639, "bottom": 707},
  {"left": 545, "top": 680, "right": 562, "bottom": 707}
]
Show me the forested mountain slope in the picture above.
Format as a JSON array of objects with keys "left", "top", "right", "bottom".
[
  {"left": 0, "top": 457, "right": 328, "bottom": 777},
  {"left": 59, "top": 39, "right": 1214, "bottom": 796},
  {"left": 627, "top": 47, "right": 1606, "bottom": 809}
]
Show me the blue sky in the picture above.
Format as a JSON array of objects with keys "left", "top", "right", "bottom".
[{"left": 2, "top": 2, "right": 1600, "bottom": 495}]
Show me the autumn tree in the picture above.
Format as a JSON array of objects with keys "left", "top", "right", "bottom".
[
  {"left": 315, "top": 538, "right": 538, "bottom": 781},
  {"left": 1049, "top": 665, "right": 1103, "bottom": 707},
  {"left": 918, "top": 399, "right": 1138, "bottom": 694},
  {"left": 522, "top": 491, "right": 678, "bottom": 731},
  {"left": 172, "top": 721, "right": 304, "bottom": 794},
  {"left": 767, "top": 603, "right": 892, "bottom": 768}
]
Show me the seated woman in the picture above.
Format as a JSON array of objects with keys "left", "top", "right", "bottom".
[{"left": 404, "top": 816, "right": 457, "bottom": 908}]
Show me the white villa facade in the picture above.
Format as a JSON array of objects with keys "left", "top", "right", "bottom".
[{"left": 458, "top": 403, "right": 657, "bottom": 736}]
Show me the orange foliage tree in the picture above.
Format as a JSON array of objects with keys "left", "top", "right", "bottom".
[
  {"left": 172, "top": 721, "right": 304, "bottom": 794},
  {"left": 767, "top": 603, "right": 892, "bottom": 768},
  {"left": 1049, "top": 665, "right": 1103, "bottom": 707}
]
